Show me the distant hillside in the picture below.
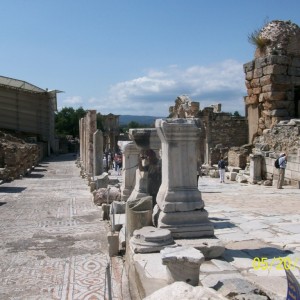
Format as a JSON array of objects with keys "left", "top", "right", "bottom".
[{"left": 119, "top": 115, "right": 164, "bottom": 125}]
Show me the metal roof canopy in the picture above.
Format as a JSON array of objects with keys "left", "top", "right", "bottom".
[
  {"left": 0, "top": 75, "right": 47, "bottom": 93},
  {"left": 0, "top": 76, "right": 63, "bottom": 111}
]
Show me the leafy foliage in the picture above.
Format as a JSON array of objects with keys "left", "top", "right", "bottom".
[
  {"left": 248, "top": 29, "right": 270, "bottom": 50},
  {"left": 55, "top": 107, "right": 87, "bottom": 137},
  {"left": 248, "top": 18, "right": 271, "bottom": 51},
  {"left": 119, "top": 121, "right": 153, "bottom": 134},
  {"left": 96, "top": 113, "right": 105, "bottom": 132}
]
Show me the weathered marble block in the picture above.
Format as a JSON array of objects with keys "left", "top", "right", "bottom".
[
  {"left": 161, "top": 246, "right": 205, "bottom": 286},
  {"left": 130, "top": 226, "right": 175, "bottom": 253}
]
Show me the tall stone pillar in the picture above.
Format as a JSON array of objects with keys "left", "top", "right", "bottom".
[
  {"left": 93, "top": 130, "right": 103, "bottom": 176},
  {"left": 154, "top": 118, "right": 214, "bottom": 238},
  {"left": 84, "top": 117, "right": 88, "bottom": 174},
  {"left": 82, "top": 118, "right": 87, "bottom": 173},
  {"left": 79, "top": 118, "right": 84, "bottom": 161},
  {"left": 120, "top": 142, "right": 139, "bottom": 201},
  {"left": 87, "top": 110, "right": 97, "bottom": 177}
]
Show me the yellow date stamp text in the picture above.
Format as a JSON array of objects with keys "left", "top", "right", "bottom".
[{"left": 252, "top": 257, "right": 299, "bottom": 271}]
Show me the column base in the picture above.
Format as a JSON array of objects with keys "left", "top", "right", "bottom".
[{"left": 153, "top": 206, "right": 214, "bottom": 238}]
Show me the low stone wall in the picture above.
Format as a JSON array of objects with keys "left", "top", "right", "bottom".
[
  {"left": 253, "top": 119, "right": 300, "bottom": 185},
  {"left": 263, "top": 150, "right": 300, "bottom": 187},
  {"left": 0, "top": 131, "right": 41, "bottom": 181}
]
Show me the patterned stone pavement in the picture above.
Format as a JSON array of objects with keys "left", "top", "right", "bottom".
[
  {"left": 199, "top": 177, "right": 300, "bottom": 299},
  {"left": 0, "top": 154, "right": 129, "bottom": 300}
]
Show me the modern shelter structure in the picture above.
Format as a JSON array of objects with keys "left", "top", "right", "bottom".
[{"left": 0, "top": 75, "right": 61, "bottom": 155}]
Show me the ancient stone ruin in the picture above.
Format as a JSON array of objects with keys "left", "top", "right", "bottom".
[
  {"left": 169, "top": 95, "right": 248, "bottom": 166},
  {"left": 244, "top": 20, "right": 300, "bottom": 142},
  {"left": 0, "top": 131, "right": 41, "bottom": 181},
  {"left": 242, "top": 20, "right": 300, "bottom": 187}
]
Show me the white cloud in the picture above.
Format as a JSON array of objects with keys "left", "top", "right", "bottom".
[
  {"left": 100, "top": 60, "right": 246, "bottom": 116},
  {"left": 58, "top": 60, "right": 247, "bottom": 116},
  {"left": 60, "top": 96, "right": 83, "bottom": 108}
]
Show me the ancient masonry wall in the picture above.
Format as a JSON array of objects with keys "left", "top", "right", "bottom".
[
  {"left": 244, "top": 55, "right": 300, "bottom": 141},
  {"left": 0, "top": 131, "right": 41, "bottom": 181},
  {"left": 207, "top": 115, "right": 248, "bottom": 148},
  {"left": 200, "top": 110, "right": 248, "bottom": 165}
]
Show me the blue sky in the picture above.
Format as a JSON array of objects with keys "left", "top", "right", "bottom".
[{"left": 1, "top": 0, "right": 300, "bottom": 116}]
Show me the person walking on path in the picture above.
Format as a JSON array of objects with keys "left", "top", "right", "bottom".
[
  {"left": 277, "top": 152, "right": 287, "bottom": 189},
  {"left": 218, "top": 156, "right": 226, "bottom": 183}
]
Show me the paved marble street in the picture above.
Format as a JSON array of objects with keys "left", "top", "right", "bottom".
[
  {"left": 1, "top": 153, "right": 300, "bottom": 300},
  {"left": 199, "top": 177, "right": 300, "bottom": 299},
  {"left": 0, "top": 154, "right": 128, "bottom": 300}
]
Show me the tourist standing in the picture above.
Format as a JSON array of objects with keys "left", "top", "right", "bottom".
[
  {"left": 218, "top": 157, "right": 226, "bottom": 183},
  {"left": 277, "top": 153, "right": 287, "bottom": 189}
]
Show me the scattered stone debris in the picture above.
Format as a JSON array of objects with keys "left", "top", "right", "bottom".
[
  {"left": 92, "top": 186, "right": 121, "bottom": 206},
  {"left": 0, "top": 131, "right": 40, "bottom": 181}
]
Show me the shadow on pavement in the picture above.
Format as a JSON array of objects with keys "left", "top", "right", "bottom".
[
  {"left": 26, "top": 173, "right": 44, "bottom": 178},
  {"left": 223, "top": 246, "right": 293, "bottom": 261},
  {"left": 44, "top": 153, "right": 78, "bottom": 163},
  {"left": 32, "top": 168, "right": 47, "bottom": 172},
  {"left": 0, "top": 187, "right": 26, "bottom": 193}
]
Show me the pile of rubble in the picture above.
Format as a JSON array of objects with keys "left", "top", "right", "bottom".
[
  {"left": 254, "top": 119, "right": 300, "bottom": 154},
  {"left": 0, "top": 131, "right": 40, "bottom": 182}
]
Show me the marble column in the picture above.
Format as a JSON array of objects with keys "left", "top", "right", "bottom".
[
  {"left": 120, "top": 142, "right": 139, "bottom": 201},
  {"left": 154, "top": 118, "right": 214, "bottom": 238},
  {"left": 93, "top": 130, "right": 103, "bottom": 176}
]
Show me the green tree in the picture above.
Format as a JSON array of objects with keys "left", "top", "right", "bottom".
[
  {"left": 55, "top": 107, "right": 87, "bottom": 137},
  {"left": 119, "top": 121, "right": 153, "bottom": 134},
  {"left": 96, "top": 113, "right": 105, "bottom": 132},
  {"left": 233, "top": 111, "right": 241, "bottom": 117}
]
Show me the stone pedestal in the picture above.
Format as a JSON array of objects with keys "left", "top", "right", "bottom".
[
  {"left": 154, "top": 118, "right": 214, "bottom": 238},
  {"left": 249, "top": 154, "right": 262, "bottom": 183},
  {"left": 161, "top": 246, "right": 204, "bottom": 286},
  {"left": 120, "top": 142, "right": 139, "bottom": 201},
  {"left": 130, "top": 226, "right": 174, "bottom": 253},
  {"left": 126, "top": 196, "right": 153, "bottom": 238},
  {"left": 107, "top": 232, "right": 119, "bottom": 257}
]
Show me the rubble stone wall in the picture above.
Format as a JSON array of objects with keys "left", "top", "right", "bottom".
[
  {"left": 228, "top": 147, "right": 250, "bottom": 169},
  {"left": 244, "top": 55, "right": 300, "bottom": 138},
  {"left": 0, "top": 131, "right": 41, "bottom": 181},
  {"left": 207, "top": 116, "right": 248, "bottom": 148}
]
